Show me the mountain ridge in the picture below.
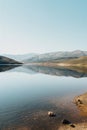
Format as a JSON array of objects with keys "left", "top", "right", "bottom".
[
  {"left": 1, "top": 50, "right": 87, "bottom": 65},
  {"left": 24, "top": 50, "right": 87, "bottom": 63},
  {"left": 0, "top": 55, "right": 22, "bottom": 64},
  {"left": 3, "top": 53, "right": 38, "bottom": 61}
]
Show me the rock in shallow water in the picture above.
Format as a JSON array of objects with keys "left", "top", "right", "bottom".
[
  {"left": 62, "top": 119, "right": 75, "bottom": 128},
  {"left": 48, "top": 111, "right": 56, "bottom": 117}
]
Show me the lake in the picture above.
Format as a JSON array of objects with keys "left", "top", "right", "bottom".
[{"left": 0, "top": 65, "right": 87, "bottom": 130}]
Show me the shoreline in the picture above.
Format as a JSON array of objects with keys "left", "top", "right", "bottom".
[{"left": 23, "top": 62, "right": 87, "bottom": 68}]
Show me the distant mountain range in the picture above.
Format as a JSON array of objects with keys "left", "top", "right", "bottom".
[
  {"left": 3, "top": 53, "right": 37, "bottom": 61},
  {"left": 0, "top": 50, "right": 87, "bottom": 66},
  {"left": 24, "top": 50, "right": 87, "bottom": 63},
  {"left": 0, "top": 50, "right": 87, "bottom": 78}
]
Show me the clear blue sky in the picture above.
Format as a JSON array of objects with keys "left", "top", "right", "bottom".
[{"left": 0, "top": 0, "right": 87, "bottom": 54}]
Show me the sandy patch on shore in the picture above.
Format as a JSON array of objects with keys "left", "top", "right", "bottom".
[
  {"left": 59, "top": 123, "right": 87, "bottom": 130},
  {"left": 74, "top": 92, "right": 87, "bottom": 116}
]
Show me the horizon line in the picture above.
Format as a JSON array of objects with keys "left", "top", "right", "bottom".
[{"left": 0, "top": 49, "right": 87, "bottom": 55}]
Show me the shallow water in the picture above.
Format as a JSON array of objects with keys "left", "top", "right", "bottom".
[{"left": 0, "top": 65, "right": 87, "bottom": 130}]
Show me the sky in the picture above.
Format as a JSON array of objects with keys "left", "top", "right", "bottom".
[{"left": 0, "top": 0, "right": 87, "bottom": 54}]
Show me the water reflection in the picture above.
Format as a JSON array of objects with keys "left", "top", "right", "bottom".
[
  {"left": 0, "top": 65, "right": 20, "bottom": 72},
  {"left": 0, "top": 65, "right": 87, "bottom": 78},
  {"left": 8, "top": 65, "right": 87, "bottom": 78}
]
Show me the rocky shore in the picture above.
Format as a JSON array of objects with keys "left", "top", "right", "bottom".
[
  {"left": 59, "top": 123, "right": 87, "bottom": 130},
  {"left": 58, "top": 92, "right": 87, "bottom": 130},
  {"left": 74, "top": 92, "right": 87, "bottom": 116}
]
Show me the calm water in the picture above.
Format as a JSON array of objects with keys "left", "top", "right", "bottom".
[{"left": 0, "top": 65, "right": 87, "bottom": 130}]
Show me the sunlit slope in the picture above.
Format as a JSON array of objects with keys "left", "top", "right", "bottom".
[{"left": 61, "top": 56, "right": 87, "bottom": 66}]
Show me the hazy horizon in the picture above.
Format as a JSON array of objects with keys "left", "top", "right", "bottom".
[
  {"left": 0, "top": 49, "right": 87, "bottom": 56},
  {"left": 0, "top": 0, "right": 87, "bottom": 54}
]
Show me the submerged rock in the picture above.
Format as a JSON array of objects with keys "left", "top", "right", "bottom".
[
  {"left": 48, "top": 111, "right": 56, "bottom": 117},
  {"left": 62, "top": 119, "right": 75, "bottom": 128}
]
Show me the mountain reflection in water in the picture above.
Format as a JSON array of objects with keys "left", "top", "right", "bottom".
[
  {"left": 0, "top": 65, "right": 20, "bottom": 72},
  {"left": 1, "top": 65, "right": 87, "bottom": 78}
]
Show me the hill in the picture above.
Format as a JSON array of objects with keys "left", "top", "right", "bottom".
[
  {"left": 0, "top": 56, "right": 22, "bottom": 64},
  {"left": 3, "top": 53, "right": 38, "bottom": 61},
  {"left": 60, "top": 56, "right": 87, "bottom": 66},
  {"left": 24, "top": 50, "right": 87, "bottom": 63}
]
